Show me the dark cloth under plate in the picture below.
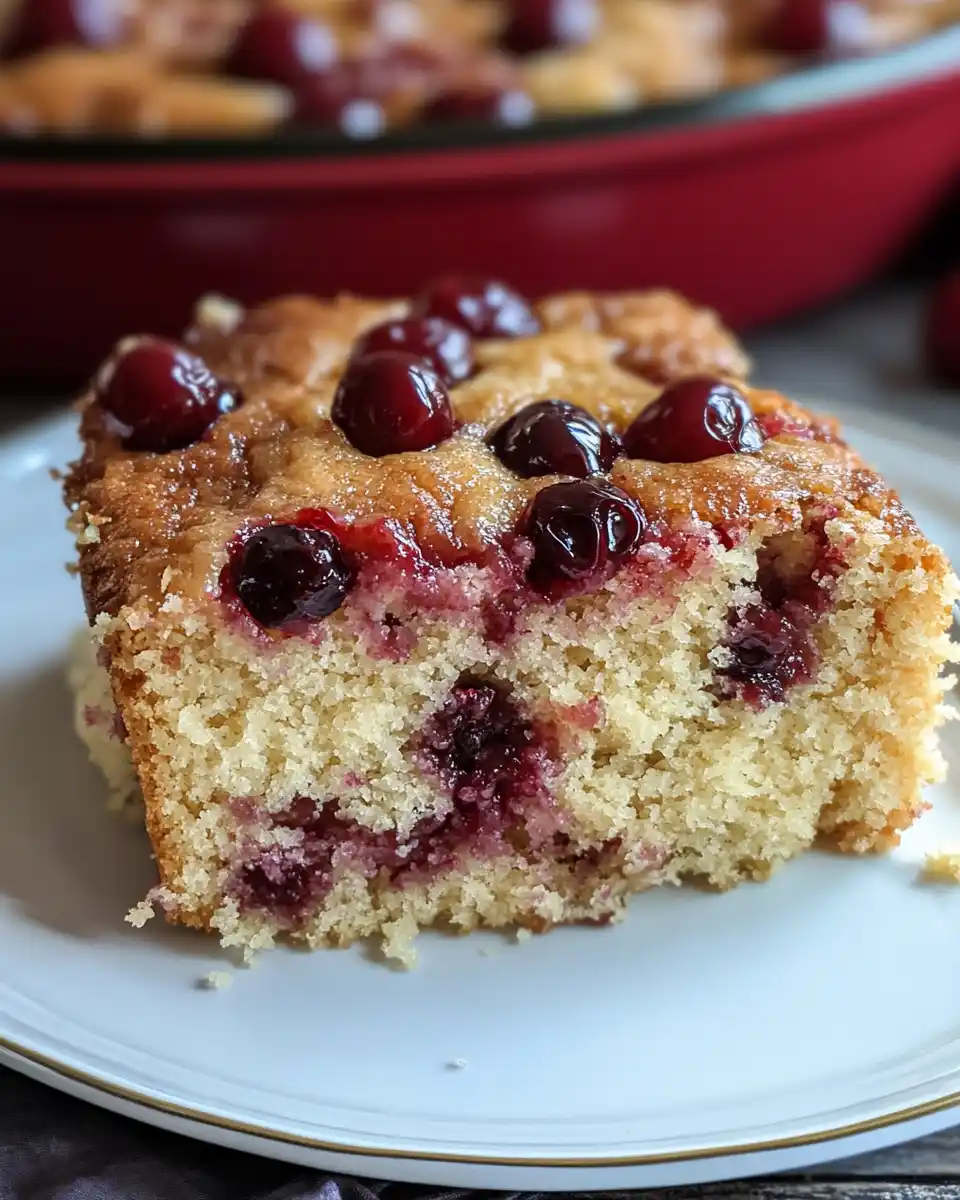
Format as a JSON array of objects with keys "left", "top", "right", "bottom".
[{"left": 1, "top": 1066, "right": 614, "bottom": 1200}]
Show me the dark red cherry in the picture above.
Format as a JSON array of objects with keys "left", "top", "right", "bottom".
[
  {"left": 717, "top": 604, "right": 818, "bottom": 707},
  {"left": 231, "top": 524, "right": 355, "bottom": 629},
  {"left": 2, "top": 0, "right": 124, "bottom": 57},
  {"left": 413, "top": 276, "right": 540, "bottom": 339},
  {"left": 365, "top": 42, "right": 446, "bottom": 90},
  {"left": 489, "top": 399, "right": 621, "bottom": 478},
  {"left": 332, "top": 350, "right": 455, "bottom": 456},
  {"left": 352, "top": 317, "right": 474, "bottom": 385},
  {"left": 501, "top": 0, "right": 598, "bottom": 54},
  {"left": 292, "top": 45, "right": 442, "bottom": 133},
  {"left": 96, "top": 337, "right": 239, "bottom": 452},
  {"left": 422, "top": 84, "right": 535, "bottom": 127},
  {"left": 238, "top": 856, "right": 311, "bottom": 914},
  {"left": 521, "top": 479, "right": 644, "bottom": 593},
  {"left": 763, "top": 0, "right": 868, "bottom": 55},
  {"left": 623, "top": 377, "right": 764, "bottom": 463},
  {"left": 293, "top": 70, "right": 386, "bottom": 136},
  {"left": 226, "top": 8, "right": 337, "bottom": 85},
  {"left": 925, "top": 270, "right": 960, "bottom": 388}
]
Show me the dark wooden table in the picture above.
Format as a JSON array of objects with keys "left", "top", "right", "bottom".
[{"left": 4, "top": 286, "right": 959, "bottom": 1197}]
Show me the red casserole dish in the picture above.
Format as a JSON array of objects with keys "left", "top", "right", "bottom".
[{"left": 2, "top": 28, "right": 960, "bottom": 387}]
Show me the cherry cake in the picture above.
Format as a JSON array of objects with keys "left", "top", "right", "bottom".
[
  {"left": 64, "top": 280, "right": 957, "bottom": 964},
  {"left": 1, "top": 0, "right": 957, "bottom": 136}
]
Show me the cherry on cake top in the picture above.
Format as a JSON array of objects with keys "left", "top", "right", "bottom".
[
  {"left": 351, "top": 316, "right": 474, "bottom": 385},
  {"left": 331, "top": 349, "right": 455, "bottom": 456},
  {"left": 96, "top": 336, "right": 239, "bottom": 453},
  {"left": 71, "top": 284, "right": 901, "bottom": 641},
  {"left": 623, "top": 377, "right": 765, "bottom": 463},
  {"left": 333, "top": 277, "right": 538, "bottom": 457},
  {"left": 413, "top": 276, "right": 542, "bottom": 339},
  {"left": 89, "top": 284, "right": 768, "bottom": 478},
  {"left": 489, "top": 399, "right": 622, "bottom": 478}
]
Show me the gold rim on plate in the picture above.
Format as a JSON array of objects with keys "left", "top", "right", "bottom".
[{"left": 2, "top": 1033, "right": 959, "bottom": 1167}]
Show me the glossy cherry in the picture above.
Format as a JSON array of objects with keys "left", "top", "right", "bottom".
[
  {"left": 413, "top": 276, "right": 540, "bottom": 339},
  {"left": 332, "top": 350, "right": 455, "bottom": 456},
  {"left": 521, "top": 479, "right": 644, "bottom": 592},
  {"left": 96, "top": 337, "right": 239, "bottom": 452},
  {"left": 231, "top": 524, "right": 355, "bottom": 629},
  {"left": 489, "top": 399, "right": 621, "bottom": 478},
  {"left": 422, "top": 84, "right": 535, "bottom": 127},
  {"left": 763, "top": 0, "right": 868, "bottom": 56},
  {"left": 2, "top": 0, "right": 124, "bottom": 57},
  {"left": 226, "top": 7, "right": 337, "bottom": 85},
  {"left": 925, "top": 269, "right": 960, "bottom": 388},
  {"left": 351, "top": 317, "right": 474, "bottom": 384},
  {"left": 501, "top": 0, "right": 598, "bottom": 55},
  {"left": 623, "top": 377, "right": 764, "bottom": 463}
]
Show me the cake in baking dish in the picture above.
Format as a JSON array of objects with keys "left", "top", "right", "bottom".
[
  {"left": 1, "top": 0, "right": 958, "bottom": 136},
  {"left": 64, "top": 277, "right": 957, "bottom": 964}
]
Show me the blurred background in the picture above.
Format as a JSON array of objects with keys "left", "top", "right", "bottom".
[{"left": 0, "top": 0, "right": 958, "bottom": 392}]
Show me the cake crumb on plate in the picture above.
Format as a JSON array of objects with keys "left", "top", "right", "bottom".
[
  {"left": 199, "top": 971, "right": 233, "bottom": 990},
  {"left": 920, "top": 852, "right": 960, "bottom": 883}
]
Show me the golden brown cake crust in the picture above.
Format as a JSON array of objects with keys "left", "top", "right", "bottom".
[{"left": 64, "top": 286, "right": 914, "bottom": 626}]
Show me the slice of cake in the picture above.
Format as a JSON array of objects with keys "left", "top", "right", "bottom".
[{"left": 64, "top": 278, "right": 957, "bottom": 965}]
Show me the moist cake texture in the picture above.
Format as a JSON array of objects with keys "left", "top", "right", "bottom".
[
  {"left": 1, "top": 0, "right": 958, "bottom": 136},
  {"left": 64, "top": 279, "right": 957, "bottom": 964}
]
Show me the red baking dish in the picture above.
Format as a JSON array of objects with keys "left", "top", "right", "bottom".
[{"left": 2, "top": 28, "right": 960, "bottom": 387}]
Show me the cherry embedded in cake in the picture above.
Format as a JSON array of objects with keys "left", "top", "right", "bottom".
[
  {"left": 229, "top": 524, "right": 355, "bottom": 630},
  {"left": 521, "top": 479, "right": 645, "bottom": 595},
  {"left": 65, "top": 280, "right": 958, "bottom": 966}
]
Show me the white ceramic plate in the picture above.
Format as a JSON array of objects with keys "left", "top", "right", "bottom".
[{"left": 2, "top": 407, "right": 960, "bottom": 1190}]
